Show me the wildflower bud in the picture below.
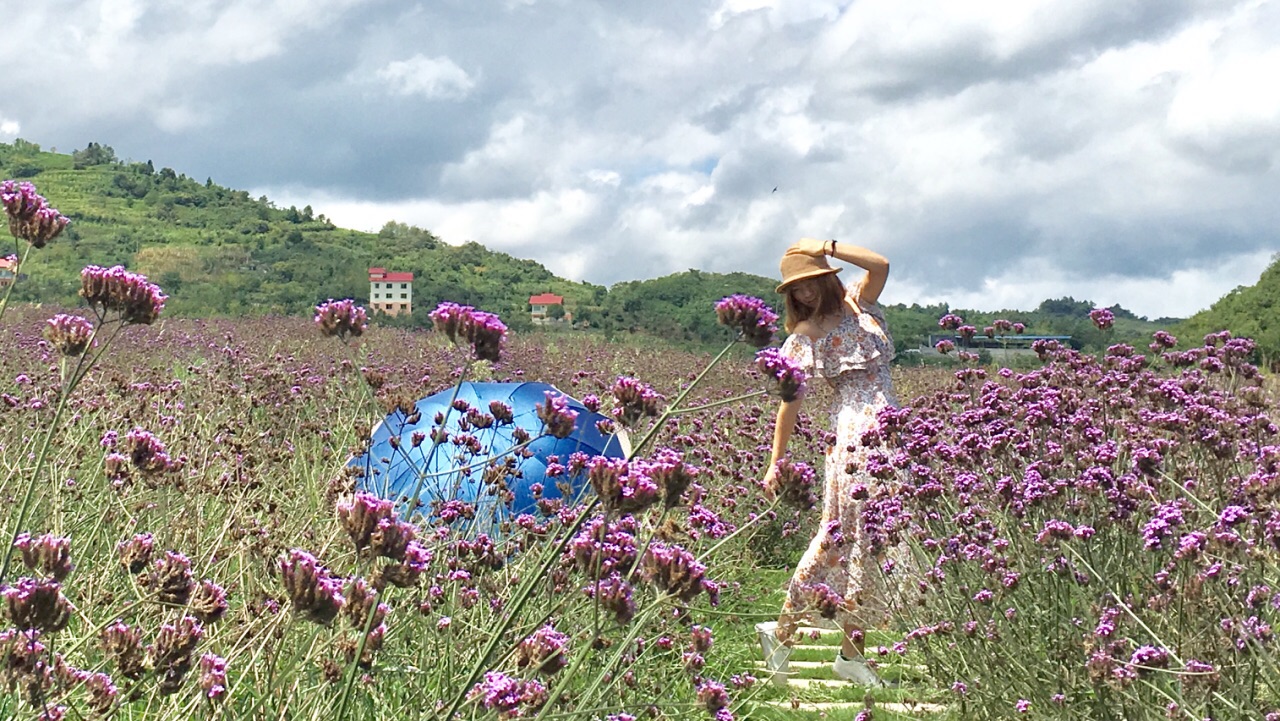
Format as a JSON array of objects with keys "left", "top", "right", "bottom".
[
  {"left": 190, "top": 579, "right": 228, "bottom": 623},
  {"left": 79, "top": 265, "right": 166, "bottom": 325},
  {"left": 536, "top": 392, "right": 579, "bottom": 439},
  {"left": 468, "top": 672, "right": 549, "bottom": 717},
  {"left": 581, "top": 394, "right": 601, "bottom": 412},
  {"left": 690, "top": 625, "right": 714, "bottom": 654},
  {"left": 804, "top": 582, "right": 845, "bottom": 619},
  {"left": 377, "top": 540, "right": 431, "bottom": 589},
  {"left": 647, "top": 447, "right": 699, "bottom": 509},
  {"left": 768, "top": 458, "right": 818, "bottom": 511},
  {"left": 489, "top": 400, "right": 514, "bottom": 424},
  {"left": 153, "top": 551, "right": 194, "bottom": 606},
  {"left": 101, "top": 621, "right": 146, "bottom": 680},
  {"left": 199, "top": 653, "right": 228, "bottom": 701},
  {"left": 642, "top": 542, "right": 712, "bottom": 603},
  {"left": 343, "top": 577, "right": 390, "bottom": 630},
  {"left": 935, "top": 339, "right": 955, "bottom": 355},
  {"left": 337, "top": 492, "right": 397, "bottom": 554},
  {"left": 149, "top": 615, "right": 204, "bottom": 695},
  {"left": 314, "top": 299, "right": 368, "bottom": 340},
  {"left": 84, "top": 672, "right": 119, "bottom": 716},
  {"left": 696, "top": 679, "right": 731, "bottom": 713},
  {"left": 2, "top": 180, "right": 69, "bottom": 247},
  {"left": 123, "top": 428, "right": 177, "bottom": 474},
  {"left": 2, "top": 577, "right": 74, "bottom": 632},
  {"left": 14, "top": 532, "right": 74, "bottom": 581},
  {"left": 429, "top": 302, "right": 507, "bottom": 362},
  {"left": 938, "top": 313, "right": 963, "bottom": 330},
  {"left": 1089, "top": 307, "right": 1115, "bottom": 330},
  {"left": 957, "top": 324, "right": 976, "bottom": 340},
  {"left": 516, "top": 624, "right": 570, "bottom": 676},
  {"left": 754, "top": 347, "right": 807, "bottom": 402},
  {"left": 610, "top": 376, "right": 663, "bottom": 427},
  {"left": 370, "top": 517, "right": 416, "bottom": 561},
  {"left": 279, "top": 549, "right": 345, "bottom": 625},
  {"left": 993, "top": 319, "right": 1013, "bottom": 333},
  {"left": 583, "top": 573, "right": 635, "bottom": 624},
  {"left": 43, "top": 314, "right": 95, "bottom": 357},
  {"left": 117, "top": 533, "right": 154, "bottom": 574},
  {"left": 715, "top": 294, "right": 778, "bottom": 347}
]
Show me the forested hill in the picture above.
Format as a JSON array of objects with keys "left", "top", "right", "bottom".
[
  {"left": 1176, "top": 253, "right": 1279, "bottom": 366},
  {"left": 1, "top": 139, "right": 1199, "bottom": 353},
  {"left": 0, "top": 139, "right": 599, "bottom": 331}
]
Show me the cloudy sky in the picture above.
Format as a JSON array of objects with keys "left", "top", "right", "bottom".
[{"left": 3, "top": 0, "right": 1278, "bottom": 318}]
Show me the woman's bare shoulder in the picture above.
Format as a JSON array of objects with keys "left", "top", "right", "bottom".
[{"left": 792, "top": 319, "right": 822, "bottom": 341}]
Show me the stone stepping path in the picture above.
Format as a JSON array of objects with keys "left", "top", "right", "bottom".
[{"left": 738, "top": 626, "right": 948, "bottom": 720}]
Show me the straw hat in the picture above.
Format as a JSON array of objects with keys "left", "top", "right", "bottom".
[{"left": 776, "top": 245, "right": 840, "bottom": 293}]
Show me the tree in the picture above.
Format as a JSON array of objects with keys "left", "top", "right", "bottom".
[{"left": 72, "top": 141, "right": 119, "bottom": 168}]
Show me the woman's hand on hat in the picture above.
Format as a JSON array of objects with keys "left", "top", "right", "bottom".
[
  {"left": 762, "top": 462, "right": 778, "bottom": 502},
  {"left": 794, "top": 237, "right": 830, "bottom": 257}
]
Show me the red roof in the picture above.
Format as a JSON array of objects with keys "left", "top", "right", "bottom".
[
  {"left": 529, "top": 293, "right": 563, "bottom": 305},
  {"left": 369, "top": 268, "right": 413, "bottom": 282},
  {"left": 0, "top": 257, "right": 16, "bottom": 270}
]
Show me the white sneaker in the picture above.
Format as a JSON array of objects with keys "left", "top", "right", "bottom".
[
  {"left": 755, "top": 621, "right": 792, "bottom": 686},
  {"left": 833, "top": 653, "right": 890, "bottom": 687}
]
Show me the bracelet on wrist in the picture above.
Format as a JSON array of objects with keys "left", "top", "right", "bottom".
[{"left": 829, "top": 240, "right": 837, "bottom": 257}]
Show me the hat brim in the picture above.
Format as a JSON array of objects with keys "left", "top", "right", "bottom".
[{"left": 776, "top": 266, "right": 840, "bottom": 294}]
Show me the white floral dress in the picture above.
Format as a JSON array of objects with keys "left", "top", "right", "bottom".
[{"left": 779, "top": 284, "right": 899, "bottom": 630}]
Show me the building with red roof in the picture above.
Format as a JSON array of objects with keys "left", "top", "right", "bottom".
[
  {"left": 0, "top": 256, "right": 16, "bottom": 288},
  {"left": 529, "top": 292, "right": 564, "bottom": 323},
  {"left": 370, "top": 267, "right": 414, "bottom": 316}
]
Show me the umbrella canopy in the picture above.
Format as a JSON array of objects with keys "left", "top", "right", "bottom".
[{"left": 350, "top": 381, "right": 626, "bottom": 530}]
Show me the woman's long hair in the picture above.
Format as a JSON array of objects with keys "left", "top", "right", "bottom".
[{"left": 782, "top": 274, "right": 846, "bottom": 334}]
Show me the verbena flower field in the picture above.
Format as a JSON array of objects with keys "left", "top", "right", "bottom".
[{"left": 2, "top": 180, "right": 1277, "bottom": 720}]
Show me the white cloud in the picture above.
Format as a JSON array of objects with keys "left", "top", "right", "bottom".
[
  {"left": 0, "top": 116, "right": 18, "bottom": 137},
  {"left": 374, "top": 54, "right": 475, "bottom": 99}
]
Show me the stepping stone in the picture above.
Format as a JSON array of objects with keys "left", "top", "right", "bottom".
[{"left": 756, "top": 699, "right": 948, "bottom": 714}]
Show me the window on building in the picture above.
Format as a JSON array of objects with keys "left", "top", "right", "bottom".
[
  {"left": 400, "top": 283, "right": 407, "bottom": 289},
  {"left": 401, "top": 293, "right": 407, "bottom": 299}
]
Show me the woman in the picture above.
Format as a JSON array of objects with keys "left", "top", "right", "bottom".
[{"left": 756, "top": 237, "right": 898, "bottom": 687}]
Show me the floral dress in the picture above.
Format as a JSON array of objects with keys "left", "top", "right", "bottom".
[{"left": 779, "top": 284, "right": 899, "bottom": 630}]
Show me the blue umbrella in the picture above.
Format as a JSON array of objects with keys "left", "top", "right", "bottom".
[{"left": 350, "top": 381, "right": 626, "bottom": 530}]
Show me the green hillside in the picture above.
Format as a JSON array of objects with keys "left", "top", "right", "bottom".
[
  {"left": 0, "top": 139, "right": 601, "bottom": 330},
  {"left": 1177, "top": 252, "right": 1280, "bottom": 368},
  {"left": 3, "top": 139, "right": 1194, "bottom": 353}
]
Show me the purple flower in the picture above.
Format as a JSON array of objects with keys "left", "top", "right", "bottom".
[
  {"left": 1089, "top": 307, "right": 1115, "bottom": 330},
  {"left": 14, "top": 532, "right": 74, "bottom": 581},
  {"left": 199, "top": 653, "right": 228, "bottom": 701},
  {"left": 279, "top": 549, "right": 345, "bottom": 625},
  {"left": 117, "top": 533, "right": 154, "bottom": 574},
  {"left": 2, "top": 180, "right": 69, "bottom": 247},
  {"left": 190, "top": 579, "right": 229, "bottom": 623},
  {"left": 152, "top": 550, "right": 195, "bottom": 606},
  {"left": 934, "top": 339, "right": 955, "bottom": 355},
  {"left": 585, "top": 573, "right": 637, "bottom": 624},
  {"left": 642, "top": 542, "right": 712, "bottom": 603},
  {"left": 43, "top": 314, "right": 95, "bottom": 357},
  {"left": 2, "top": 577, "right": 74, "bottom": 632},
  {"left": 337, "top": 491, "right": 397, "bottom": 554},
  {"left": 314, "top": 299, "right": 368, "bottom": 340},
  {"left": 149, "top": 615, "right": 204, "bottom": 695},
  {"left": 123, "top": 428, "right": 179, "bottom": 474},
  {"left": 715, "top": 294, "right": 778, "bottom": 347},
  {"left": 536, "top": 391, "right": 579, "bottom": 439},
  {"left": 79, "top": 265, "right": 166, "bottom": 325},
  {"left": 1015, "top": 698, "right": 1031, "bottom": 713},
  {"left": 754, "top": 347, "right": 806, "bottom": 402},
  {"left": 695, "top": 679, "right": 731, "bottom": 712},
  {"left": 468, "top": 671, "right": 548, "bottom": 716},
  {"left": 1129, "top": 645, "right": 1170, "bottom": 673},
  {"left": 101, "top": 621, "right": 146, "bottom": 679},
  {"left": 517, "top": 624, "right": 571, "bottom": 676},
  {"left": 610, "top": 376, "right": 663, "bottom": 426},
  {"left": 938, "top": 313, "right": 964, "bottom": 330},
  {"left": 429, "top": 302, "right": 507, "bottom": 362},
  {"left": 767, "top": 458, "right": 818, "bottom": 511}
]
